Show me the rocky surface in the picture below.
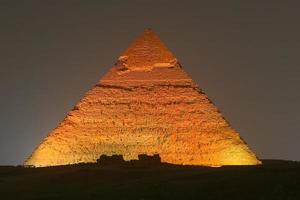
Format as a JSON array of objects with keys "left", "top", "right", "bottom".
[{"left": 25, "top": 29, "right": 261, "bottom": 167}]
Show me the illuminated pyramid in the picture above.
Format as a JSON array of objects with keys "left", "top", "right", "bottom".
[{"left": 25, "top": 29, "right": 261, "bottom": 167}]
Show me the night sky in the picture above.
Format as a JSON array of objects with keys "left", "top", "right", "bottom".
[{"left": 1, "top": 1, "right": 299, "bottom": 165}]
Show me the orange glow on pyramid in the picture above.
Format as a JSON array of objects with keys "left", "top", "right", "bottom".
[{"left": 25, "top": 29, "right": 261, "bottom": 167}]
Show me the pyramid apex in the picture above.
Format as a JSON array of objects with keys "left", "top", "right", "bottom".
[
  {"left": 138, "top": 28, "right": 157, "bottom": 38},
  {"left": 142, "top": 28, "right": 155, "bottom": 33},
  {"left": 144, "top": 27, "right": 153, "bottom": 32},
  {"left": 118, "top": 29, "right": 177, "bottom": 71}
]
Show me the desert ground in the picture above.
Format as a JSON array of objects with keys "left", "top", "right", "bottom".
[{"left": 0, "top": 160, "right": 299, "bottom": 200}]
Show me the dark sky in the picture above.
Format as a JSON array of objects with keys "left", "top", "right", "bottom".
[{"left": 1, "top": 1, "right": 299, "bottom": 165}]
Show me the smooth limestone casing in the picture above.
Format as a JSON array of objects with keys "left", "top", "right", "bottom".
[{"left": 25, "top": 29, "right": 261, "bottom": 167}]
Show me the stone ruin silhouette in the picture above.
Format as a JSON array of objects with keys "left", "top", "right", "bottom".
[{"left": 97, "top": 154, "right": 161, "bottom": 166}]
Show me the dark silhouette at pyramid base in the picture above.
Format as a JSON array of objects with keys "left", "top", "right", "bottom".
[{"left": 97, "top": 154, "right": 161, "bottom": 167}]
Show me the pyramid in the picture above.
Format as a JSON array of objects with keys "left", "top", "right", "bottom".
[{"left": 25, "top": 29, "right": 261, "bottom": 167}]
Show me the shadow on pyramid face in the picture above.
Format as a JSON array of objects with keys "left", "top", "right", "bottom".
[{"left": 97, "top": 154, "right": 162, "bottom": 167}]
